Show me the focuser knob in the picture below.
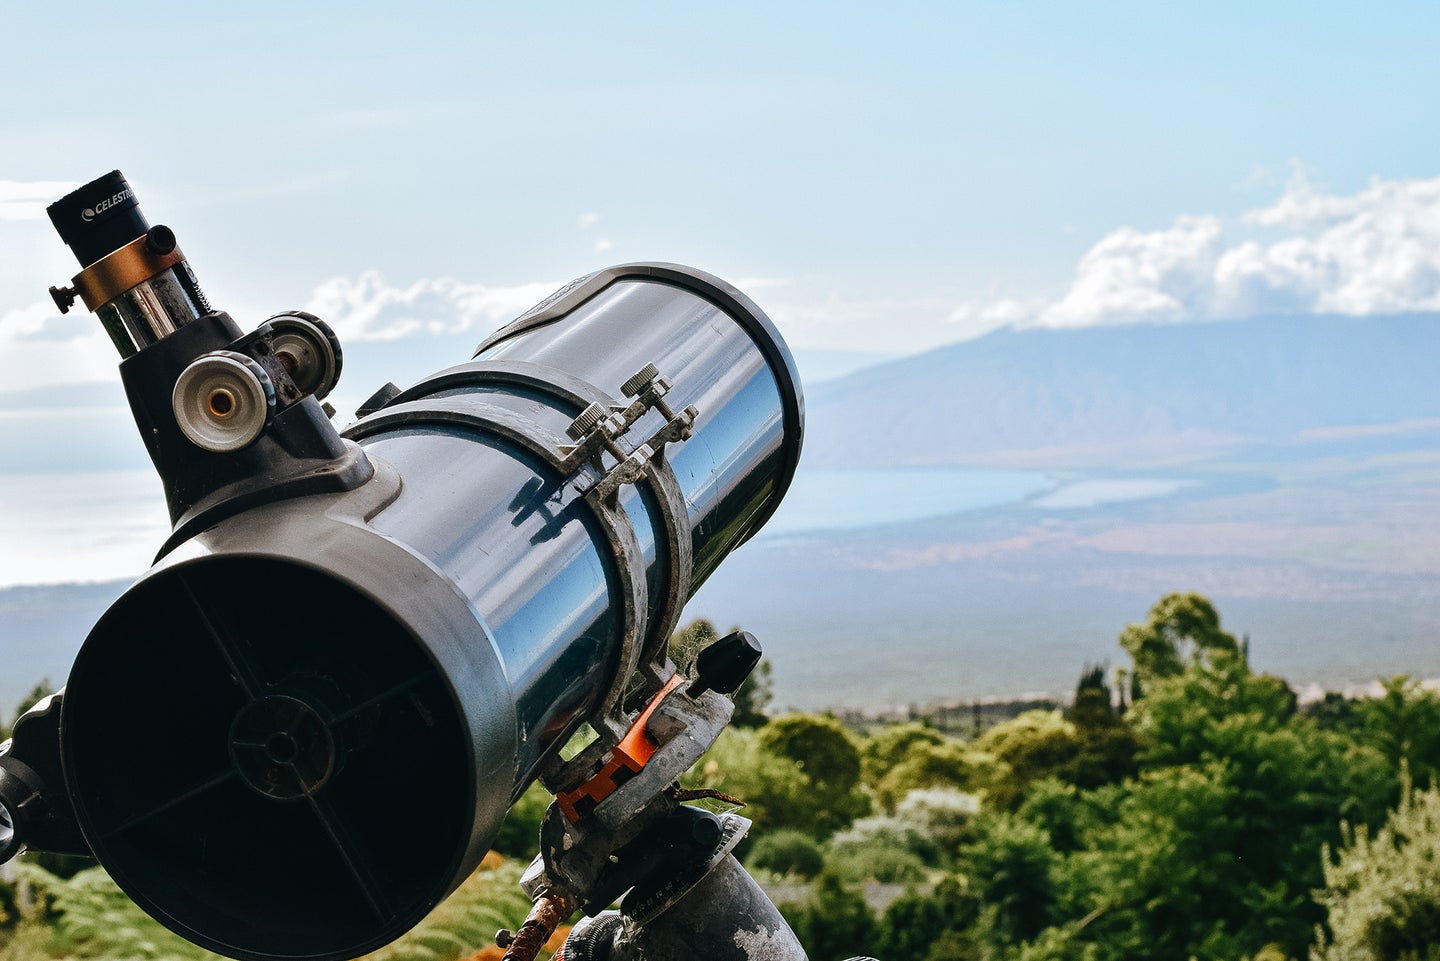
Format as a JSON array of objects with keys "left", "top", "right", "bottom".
[
  {"left": 265, "top": 311, "right": 343, "bottom": 401},
  {"left": 172, "top": 350, "right": 276, "bottom": 452}
]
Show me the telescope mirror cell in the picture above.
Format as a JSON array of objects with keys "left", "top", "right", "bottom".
[{"left": 59, "top": 264, "right": 803, "bottom": 961}]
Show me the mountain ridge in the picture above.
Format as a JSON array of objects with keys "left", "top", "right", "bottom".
[{"left": 803, "top": 313, "right": 1440, "bottom": 468}]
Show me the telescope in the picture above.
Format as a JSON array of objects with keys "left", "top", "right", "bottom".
[{"left": 0, "top": 171, "right": 826, "bottom": 961}]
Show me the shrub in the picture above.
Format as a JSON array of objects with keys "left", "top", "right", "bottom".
[{"left": 747, "top": 829, "right": 826, "bottom": 879}]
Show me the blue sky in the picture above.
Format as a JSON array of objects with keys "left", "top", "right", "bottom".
[{"left": 2, "top": 2, "right": 1439, "bottom": 584}]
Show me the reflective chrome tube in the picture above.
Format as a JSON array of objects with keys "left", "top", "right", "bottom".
[{"left": 57, "top": 263, "right": 803, "bottom": 960}]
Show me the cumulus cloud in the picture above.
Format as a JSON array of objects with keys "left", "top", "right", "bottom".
[
  {"left": 1219, "top": 173, "right": 1440, "bottom": 316},
  {"left": 303, "top": 271, "right": 560, "bottom": 342},
  {"left": 1008, "top": 171, "right": 1440, "bottom": 330},
  {"left": 1033, "top": 215, "right": 1224, "bottom": 328},
  {"left": 0, "top": 180, "right": 78, "bottom": 221}
]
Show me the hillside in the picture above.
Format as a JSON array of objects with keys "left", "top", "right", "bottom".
[{"left": 802, "top": 314, "right": 1440, "bottom": 468}]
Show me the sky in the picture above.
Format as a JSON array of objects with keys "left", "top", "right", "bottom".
[{"left": 2, "top": 1, "right": 1440, "bottom": 585}]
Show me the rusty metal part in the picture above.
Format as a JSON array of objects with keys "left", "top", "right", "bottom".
[
  {"left": 668, "top": 786, "right": 745, "bottom": 807},
  {"left": 501, "top": 891, "right": 574, "bottom": 961},
  {"left": 72, "top": 233, "right": 185, "bottom": 311}
]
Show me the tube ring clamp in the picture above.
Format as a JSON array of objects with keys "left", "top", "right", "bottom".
[
  {"left": 347, "top": 398, "right": 659, "bottom": 744},
  {"left": 381, "top": 360, "right": 695, "bottom": 689}
]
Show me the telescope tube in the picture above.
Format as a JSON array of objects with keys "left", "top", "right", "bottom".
[{"left": 58, "top": 263, "right": 802, "bottom": 960}]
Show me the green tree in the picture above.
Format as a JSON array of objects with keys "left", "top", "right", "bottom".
[
  {"left": 874, "top": 739, "right": 998, "bottom": 811},
  {"left": 746, "top": 829, "right": 826, "bottom": 879},
  {"left": 755, "top": 713, "right": 871, "bottom": 838},
  {"left": 973, "top": 710, "right": 1080, "bottom": 810},
  {"left": 1061, "top": 664, "right": 1140, "bottom": 791},
  {"left": 1358, "top": 676, "right": 1440, "bottom": 790},
  {"left": 964, "top": 812, "right": 1060, "bottom": 947},
  {"left": 1118, "top": 592, "right": 1239, "bottom": 694},
  {"left": 827, "top": 816, "right": 933, "bottom": 882},
  {"left": 779, "top": 872, "right": 877, "bottom": 961},
  {"left": 861, "top": 721, "right": 947, "bottom": 787},
  {"left": 1057, "top": 653, "right": 1393, "bottom": 959},
  {"left": 1305, "top": 690, "right": 1366, "bottom": 734},
  {"left": 894, "top": 787, "right": 983, "bottom": 854},
  {"left": 878, "top": 876, "right": 979, "bottom": 961}
]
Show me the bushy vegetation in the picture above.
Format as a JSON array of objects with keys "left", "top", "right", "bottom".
[
  {"left": 5, "top": 592, "right": 1440, "bottom": 961},
  {"left": 744, "top": 593, "right": 1440, "bottom": 961},
  {"left": 0, "top": 855, "right": 544, "bottom": 961}
]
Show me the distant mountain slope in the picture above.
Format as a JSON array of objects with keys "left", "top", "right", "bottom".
[
  {"left": 0, "top": 580, "right": 126, "bottom": 710},
  {"left": 803, "top": 314, "right": 1440, "bottom": 467}
]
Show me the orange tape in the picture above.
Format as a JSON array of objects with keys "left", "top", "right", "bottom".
[{"left": 556, "top": 674, "right": 684, "bottom": 822}]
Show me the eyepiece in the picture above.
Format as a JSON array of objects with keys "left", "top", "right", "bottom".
[{"left": 47, "top": 170, "right": 150, "bottom": 269}]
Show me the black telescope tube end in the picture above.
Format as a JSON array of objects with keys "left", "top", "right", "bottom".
[
  {"left": 0, "top": 797, "right": 18, "bottom": 864},
  {"left": 47, "top": 170, "right": 150, "bottom": 269}
]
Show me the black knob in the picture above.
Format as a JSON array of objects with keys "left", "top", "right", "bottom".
[
  {"left": 686, "top": 809, "right": 724, "bottom": 848},
  {"left": 145, "top": 224, "right": 177, "bottom": 255},
  {"left": 49, "top": 285, "right": 77, "bottom": 314},
  {"left": 690, "top": 630, "right": 762, "bottom": 698}
]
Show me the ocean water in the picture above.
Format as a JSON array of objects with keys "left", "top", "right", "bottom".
[
  {"left": 1033, "top": 478, "right": 1191, "bottom": 509},
  {"left": 0, "top": 466, "right": 1193, "bottom": 588},
  {"left": 758, "top": 467, "right": 1053, "bottom": 538}
]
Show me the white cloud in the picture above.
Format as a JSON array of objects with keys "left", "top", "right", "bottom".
[
  {"left": 578, "top": 212, "right": 601, "bottom": 229},
  {"left": 0, "top": 180, "right": 79, "bottom": 221},
  {"left": 1013, "top": 171, "right": 1440, "bottom": 330},
  {"left": 303, "top": 271, "right": 560, "bottom": 342},
  {"left": 1034, "top": 215, "right": 1224, "bottom": 328},
  {"left": 1220, "top": 172, "right": 1440, "bottom": 316},
  {"left": 594, "top": 238, "right": 613, "bottom": 252},
  {"left": 949, "top": 296, "right": 1044, "bottom": 334}
]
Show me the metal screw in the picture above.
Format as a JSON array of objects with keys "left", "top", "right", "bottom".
[
  {"left": 566, "top": 401, "right": 608, "bottom": 440},
  {"left": 495, "top": 928, "right": 516, "bottom": 948},
  {"left": 49, "top": 285, "right": 77, "bottom": 314},
  {"left": 621, "top": 362, "right": 660, "bottom": 398}
]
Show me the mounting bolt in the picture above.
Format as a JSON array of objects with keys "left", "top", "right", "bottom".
[
  {"left": 495, "top": 928, "right": 516, "bottom": 948},
  {"left": 566, "top": 401, "right": 608, "bottom": 440},
  {"left": 49, "top": 285, "right": 77, "bottom": 314},
  {"left": 621, "top": 362, "right": 660, "bottom": 398}
]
